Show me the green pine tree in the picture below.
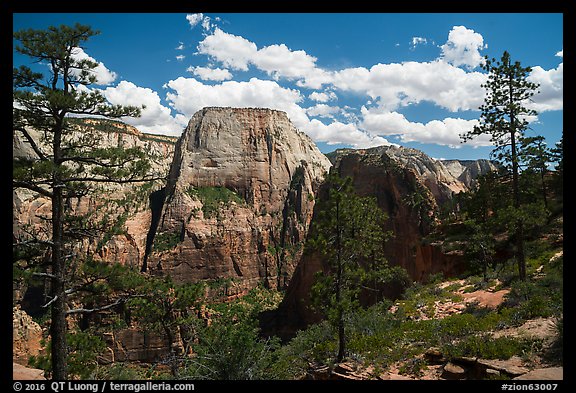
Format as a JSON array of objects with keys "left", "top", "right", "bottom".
[
  {"left": 461, "top": 51, "right": 540, "bottom": 281},
  {"left": 519, "top": 135, "right": 553, "bottom": 209},
  {"left": 13, "top": 23, "right": 164, "bottom": 379},
  {"left": 308, "top": 172, "right": 407, "bottom": 363}
]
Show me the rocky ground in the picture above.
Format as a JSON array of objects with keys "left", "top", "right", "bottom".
[
  {"left": 308, "top": 271, "right": 563, "bottom": 381},
  {"left": 13, "top": 363, "right": 46, "bottom": 380},
  {"left": 13, "top": 257, "right": 563, "bottom": 381}
]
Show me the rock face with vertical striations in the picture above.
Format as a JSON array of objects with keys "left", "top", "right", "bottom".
[
  {"left": 12, "top": 119, "right": 176, "bottom": 272},
  {"left": 266, "top": 145, "right": 497, "bottom": 336},
  {"left": 146, "top": 107, "right": 331, "bottom": 296},
  {"left": 441, "top": 159, "right": 499, "bottom": 188},
  {"left": 324, "top": 146, "right": 496, "bottom": 282}
]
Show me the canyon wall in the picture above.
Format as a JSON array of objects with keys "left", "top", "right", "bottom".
[
  {"left": 13, "top": 109, "right": 497, "bottom": 363},
  {"left": 269, "top": 146, "right": 496, "bottom": 334},
  {"left": 146, "top": 107, "right": 332, "bottom": 296},
  {"left": 13, "top": 119, "right": 176, "bottom": 277}
]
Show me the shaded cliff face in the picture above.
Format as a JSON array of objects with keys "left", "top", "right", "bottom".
[
  {"left": 329, "top": 146, "right": 496, "bottom": 280},
  {"left": 270, "top": 146, "right": 494, "bottom": 335},
  {"left": 147, "top": 107, "right": 331, "bottom": 295}
]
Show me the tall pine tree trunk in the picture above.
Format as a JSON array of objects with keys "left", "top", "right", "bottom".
[
  {"left": 335, "top": 198, "right": 345, "bottom": 363},
  {"left": 540, "top": 166, "right": 549, "bottom": 210},
  {"left": 509, "top": 72, "right": 526, "bottom": 281},
  {"left": 51, "top": 186, "right": 67, "bottom": 379},
  {"left": 51, "top": 121, "right": 68, "bottom": 379}
]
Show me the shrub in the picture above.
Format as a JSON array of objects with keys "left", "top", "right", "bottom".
[
  {"left": 153, "top": 230, "right": 181, "bottom": 252},
  {"left": 187, "top": 186, "right": 245, "bottom": 218},
  {"left": 502, "top": 276, "right": 561, "bottom": 321},
  {"left": 94, "top": 363, "right": 167, "bottom": 380},
  {"left": 398, "top": 357, "right": 427, "bottom": 377},
  {"left": 183, "top": 322, "right": 280, "bottom": 380},
  {"left": 442, "top": 334, "right": 534, "bottom": 360},
  {"left": 270, "top": 321, "right": 337, "bottom": 378}
]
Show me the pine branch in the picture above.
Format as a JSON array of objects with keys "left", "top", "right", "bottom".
[
  {"left": 13, "top": 180, "right": 54, "bottom": 198},
  {"left": 32, "top": 272, "right": 57, "bottom": 279},
  {"left": 42, "top": 295, "right": 59, "bottom": 309},
  {"left": 66, "top": 297, "right": 126, "bottom": 315},
  {"left": 13, "top": 238, "right": 55, "bottom": 247},
  {"left": 62, "top": 175, "right": 166, "bottom": 184},
  {"left": 60, "top": 155, "right": 142, "bottom": 168}
]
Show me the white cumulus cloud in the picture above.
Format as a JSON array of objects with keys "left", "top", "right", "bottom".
[
  {"left": 440, "top": 26, "right": 486, "bottom": 70},
  {"left": 332, "top": 61, "right": 487, "bottom": 112},
  {"left": 410, "top": 36, "right": 428, "bottom": 50},
  {"left": 197, "top": 28, "right": 257, "bottom": 71},
  {"left": 187, "top": 66, "right": 233, "bottom": 81},
  {"left": 305, "top": 119, "right": 391, "bottom": 149},
  {"left": 103, "top": 81, "right": 187, "bottom": 136},
  {"left": 528, "top": 62, "right": 563, "bottom": 112},
  {"left": 309, "top": 91, "right": 337, "bottom": 102},
  {"left": 186, "top": 13, "right": 215, "bottom": 31},
  {"left": 186, "top": 13, "right": 204, "bottom": 28},
  {"left": 70, "top": 47, "right": 117, "bottom": 85},
  {"left": 197, "top": 28, "right": 332, "bottom": 88},
  {"left": 306, "top": 104, "right": 340, "bottom": 118},
  {"left": 252, "top": 43, "right": 319, "bottom": 79},
  {"left": 359, "top": 107, "right": 492, "bottom": 148}
]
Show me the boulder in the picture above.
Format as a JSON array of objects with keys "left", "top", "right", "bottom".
[
  {"left": 442, "top": 362, "right": 467, "bottom": 380},
  {"left": 477, "top": 356, "right": 530, "bottom": 377},
  {"left": 13, "top": 363, "right": 45, "bottom": 380},
  {"left": 424, "top": 347, "right": 445, "bottom": 364}
]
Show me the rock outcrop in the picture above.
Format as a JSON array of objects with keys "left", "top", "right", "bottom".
[
  {"left": 146, "top": 107, "right": 331, "bottom": 295},
  {"left": 13, "top": 306, "right": 43, "bottom": 365},
  {"left": 13, "top": 363, "right": 46, "bottom": 380},
  {"left": 268, "top": 145, "right": 496, "bottom": 335},
  {"left": 441, "top": 159, "right": 499, "bottom": 189},
  {"left": 13, "top": 119, "right": 176, "bottom": 320}
]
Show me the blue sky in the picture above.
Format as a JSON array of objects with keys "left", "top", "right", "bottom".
[{"left": 13, "top": 13, "right": 563, "bottom": 160}]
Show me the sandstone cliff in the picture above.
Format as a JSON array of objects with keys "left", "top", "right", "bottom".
[
  {"left": 441, "top": 159, "right": 498, "bottom": 189},
  {"left": 146, "top": 107, "right": 331, "bottom": 296},
  {"left": 13, "top": 118, "right": 176, "bottom": 274},
  {"left": 13, "top": 118, "right": 176, "bottom": 324},
  {"left": 13, "top": 118, "right": 178, "bottom": 366},
  {"left": 268, "top": 145, "right": 496, "bottom": 335}
]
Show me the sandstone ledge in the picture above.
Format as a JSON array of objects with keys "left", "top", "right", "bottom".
[{"left": 13, "top": 363, "right": 45, "bottom": 380}]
